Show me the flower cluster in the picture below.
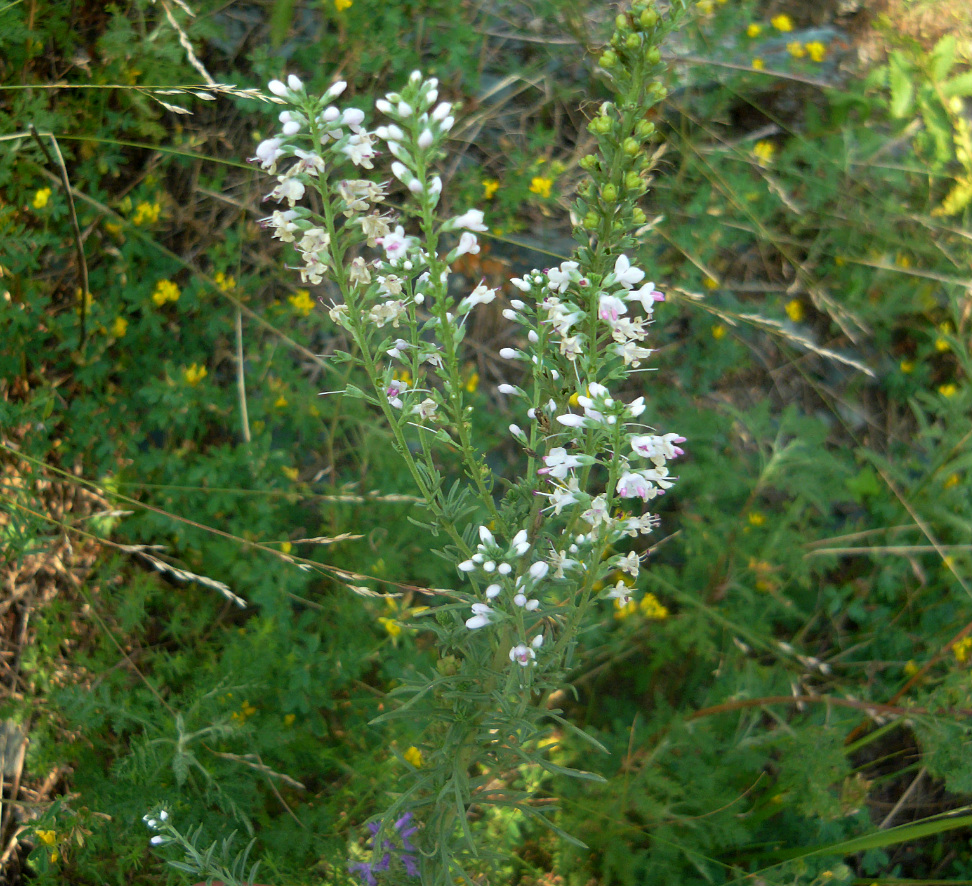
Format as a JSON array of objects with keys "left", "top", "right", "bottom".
[{"left": 349, "top": 813, "right": 421, "bottom": 886}]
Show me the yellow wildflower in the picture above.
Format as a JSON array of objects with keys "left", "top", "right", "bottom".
[
  {"left": 640, "top": 593, "right": 669, "bottom": 620},
  {"left": 785, "top": 299, "right": 804, "bottom": 323},
  {"left": 834, "top": 255, "right": 846, "bottom": 266},
  {"left": 771, "top": 14, "right": 793, "bottom": 32},
  {"left": 282, "top": 466, "right": 299, "bottom": 481},
  {"left": 712, "top": 324, "right": 727, "bottom": 340},
  {"left": 393, "top": 369, "right": 412, "bottom": 385},
  {"left": 746, "top": 23, "right": 762, "bottom": 37},
  {"left": 805, "top": 41, "right": 827, "bottom": 62},
  {"left": 404, "top": 746, "right": 424, "bottom": 768},
  {"left": 152, "top": 279, "right": 180, "bottom": 306},
  {"left": 953, "top": 637, "right": 972, "bottom": 664},
  {"left": 32, "top": 188, "right": 52, "bottom": 209},
  {"left": 935, "top": 322, "right": 952, "bottom": 352},
  {"left": 753, "top": 140, "right": 776, "bottom": 167},
  {"left": 938, "top": 383, "right": 958, "bottom": 398},
  {"left": 895, "top": 253, "right": 911, "bottom": 268},
  {"left": 904, "top": 660, "right": 919, "bottom": 677},
  {"left": 283, "top": 713, "right": 296, "bottom": 726},
  {"left": 464, "top": 371, "right": 480, "bottom": 393},
  {"left": 214, "top": 271, "right": 236, "bottom": 292},
  {"left": 111, "top": 316, "right": 128, "bottom": 338},
  {"left": 529, "top": 176, "right": 553, "bottom": 199},
  {"left": 614, "top": 598, "right": 638, "bottom": 620},
  {"left": 748, "top": 511, "right": 766, "bottom": 527},
  {"left": 288, "top": 289, "right": 315, "bottom": 316},
  {"left": 231, "top": 700, "right": 257, "bottom": 723},
  {"left": 945, "top": 473, "right": 961, "bottom": 489},
  {"left": 752, "top": 58, "right": 765, "bottom": 70},
  {"left": 280, "top": 541, "right": 293, "bottom": 554},
  {"left": 899, "top": 359, "right": 915, "bottom": 374},
  {"left": 183, "top": 363, "right": 207, "bottom": 386},
  {"left": 378, "top": 616, "right": 403, "bottom": 638},
  {"left": 703, "top": 275, "right": 719, "bottom": 290},
  {"left": 482, "top": 179, "right": 499, "bottom": 199},
  {"left": 787, "top": 41, "right": 806, "bottom": 59},
  {"left": 274, "top": 394, "right": 289, "bottom": 409},
  {"left": 335, "top": 0, "right": 351, "bottom": 9},
  {"left": 132, "top": 201, "right": 161, "bottom": 226},
  {"left": 36, "top": 830, "right": 57, "bottom": 847}
]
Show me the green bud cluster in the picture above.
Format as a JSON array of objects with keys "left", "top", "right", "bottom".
[{"left": 574, "top": 0, "right": 688, "bottom": 261}]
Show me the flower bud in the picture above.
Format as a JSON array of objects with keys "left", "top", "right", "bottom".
[
  {"left": 625, "top": 33, "right": 641, "bottom": 50},
  {"left": 635, "top": 119, "right": 655, "bottom": 139},
  {"left": 599, "top": 50, "right": 619, "bottom": 68},
  {"left": 615, "top": 13, "right": 629, "bottom": 30},
  {"left": 623, "top": 137, "right": 641, "bottom": 156},
  {"left": 579, "top": 154, "right": 598, "bottom": 171},
  {"left": 639, "top": 8, "right": 659, "bottom": 28},
  {"left": 625, "top": 171, "right": 643, "bottom": 190},
  {"left": 646, "top": 47, "right": 662, "bottom": 66},
  {"left": 601, "top": 184, "right": 618, "bottom": 203},
  {"left": 632, "top": 207, "right": 647, "bottom": 224}
]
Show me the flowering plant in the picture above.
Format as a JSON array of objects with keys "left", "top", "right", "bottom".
[{"left": 151, "top": 1, "right": 689, "bottom": 883}]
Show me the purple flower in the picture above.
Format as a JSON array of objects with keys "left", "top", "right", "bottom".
[{"left": 350, "top": 813, "right": 421, "bottom": 885}]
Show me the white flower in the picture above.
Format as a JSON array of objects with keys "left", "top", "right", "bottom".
[
  {"left": 454, "top": 232, "right": 479, "bottom": 257},
  {"left": 369, "top": 300, "right": 407, "bottom": 328},
  {"left": 293, "top": 149, "right": 326, "bottom": 176},
  {"left": 618, "top": 551, "right": 641, "bottom": 577},
  {"left": 542, "top": 478, "right": 581, "bottom": 515},
  {"left": 418, "top": 128, "right": 434, "bottom": 148},
  {"left": 539, "top": 447, "right": 582, "bottom": 479},
  {"left": 547, "top": 261, "right": 579, "bottom": 293},
  {"left": 342, "top": 133, "right": 376, "bottom": 168},
  {"left": 252, "top": 137, "right": 284, "bottom": 171},
  {"left": 342, "top": 108, "right": 366, "bottom": 130},
  {"left": 287, "top": 74, "right": 304, "bottom": 92},
  {"left": 582, "top": 494, "right": 609, "bottom": 527},
  {"left": 458, "top": 282, "right": 496, "bottom": 314},
  {"left": 449, "top": 209, "right": 488, "bottom": 232},
  {"left": 627, "top": 281, "right": 665, "bottom": 312},
  {"left": 598, "top": 293, "right": 628, "bottom": 322},
  {"left": 528, "top": 561, "right": 549, "bottom": 580},
  {"left": 612, "top": 255, "right": 645, "bottom": 289},
  {"left": 269, "top": 176, "right": 305, "bottom": 206},
  {"left": 267, "top": 79, "right": 289, "bottom": 98},
  {"left": 509, "top": 643, "right": 536, "bottom": 666},
  {"left": 466, "top": 603, "right": 494, "bottom": 630},
  {"left": 485, "top": 583, "right": 501, "bottom": 599},
  {"left": 606, "top": 581, "right": 633, "bottom": 607},
  {"left": 555, "top": 413, "right": 586, "bottom": 428},
  {"left": 411, "top": 397, "right": 438, "bottom": 421},
  {"left": 616, "top": 341, "right": 654, "bottom": 367}
]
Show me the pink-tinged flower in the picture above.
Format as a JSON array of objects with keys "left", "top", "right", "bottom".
[
  {"left": 617, "top": 471, "right": 654, "bottom": 501},
  {"left": 626, "top": 281, "right": 665, "bottom": 312},
  {"left": 612, "top": 255, "right": 645, "bottom": 289},
  {"left": 630, "top": 433, "right": 686, "bottom": 463},
  {"left": 509, "top": 643, "right": 536, "bottom": 666},
  {"left": 386, "top": 379, "right": 408, "bottom": 409},
  {"left": 466, "top": 603, "right": 494, "bottom": 630},
  {"left": 598, "top": 294, "right": 628, "bottom": 322},
  {"left": 539, "top": 447, "right": 582, "bottom": 479},
  {"left": 378, "top": 225, "right": 409, "bottom": 261}
]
